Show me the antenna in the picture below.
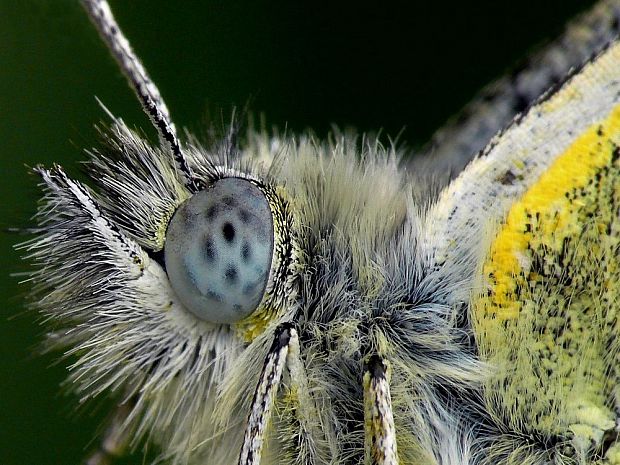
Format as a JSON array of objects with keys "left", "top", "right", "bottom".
[{"left": 81, "top": 0, "right": 200, "bottom": 191}]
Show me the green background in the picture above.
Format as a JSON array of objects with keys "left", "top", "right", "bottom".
[{"left": 0, "top": 1, "right": 597, "bottom": 463}]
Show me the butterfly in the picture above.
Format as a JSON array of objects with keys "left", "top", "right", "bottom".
[{"left": 10, "top": 0, "right": 620, "bottom": 464}]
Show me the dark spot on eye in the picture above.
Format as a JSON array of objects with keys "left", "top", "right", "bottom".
[
  {"left": 222, "top": 222, "right": 235, "bottom": 242},
  {"left": 243, "top": 283, "right": 256, "bottom": 296},
  {"left": 206, "top": 205, "right": 218, "bottom": 219},
  {"left": 242, "top": 242, "right": 251, "bottom": 262},
  {"left": 233, "top": 304, "right": 242, "bottom": 312},
  {"left": 204, "top": 236, "right": 216, "bottom": 262},
  {"left": 239, "top": 209, "right": 250, "bottom": 223},
  {"left": 225, "top": 266, "right": 238, "bottom": 284},
  {"left": 206, "top": 290, "right": 223, "bottom": 302},
  {"left": 181, "top": 207, "right": 194, "bottom": 223},
  {"left": 222, "top": 196, "right": 236, "bottom": 207}
]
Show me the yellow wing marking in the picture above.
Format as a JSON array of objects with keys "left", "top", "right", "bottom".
[
  {"left": 474, "top": 103, "right": 620, "bottom": 460},
  {"left": 481, "top": 104, "right": 620, "bottom": 319}
]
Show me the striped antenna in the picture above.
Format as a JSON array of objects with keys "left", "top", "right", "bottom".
[{"left": 81, "top": 0, "right": 200, "bottom": 191}]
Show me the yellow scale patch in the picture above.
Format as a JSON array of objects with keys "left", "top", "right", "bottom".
[{"left": 474, "top": 105, "right": 620, "bottom": 463}]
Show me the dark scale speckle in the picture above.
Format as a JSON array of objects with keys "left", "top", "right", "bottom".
[
  {"left": 204, "top": 236, "right": 216, "bottom": 262},
  {"left": 225, "top": 266, "right": 238, "bottom": 284},
  {"left": 498, "top": 170, "right": 517, "bottom": 185},
  {"left": 222, "top": 222, "right": 235, "bottom": 242}
]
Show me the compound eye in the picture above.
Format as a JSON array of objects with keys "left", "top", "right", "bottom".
[{"left": 164, "top": 178, "right": 274, "bottom": 323}]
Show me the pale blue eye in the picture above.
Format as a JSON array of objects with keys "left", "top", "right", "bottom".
[{"left": 164, "top": 178, "right": 274, "bottom": 323}]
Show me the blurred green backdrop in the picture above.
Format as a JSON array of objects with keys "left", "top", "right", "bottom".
[{"left": 0, "top": 1, "right": 597, "bottom": 463}]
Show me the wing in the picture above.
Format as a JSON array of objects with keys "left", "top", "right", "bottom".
[
  {"left": 424, "top": 25, "right": 620, "bottom": 465},
  {"left": 410, "top": 0, "right": 620, "bottom": 185}
]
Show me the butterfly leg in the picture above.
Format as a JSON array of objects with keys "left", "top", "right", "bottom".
[
  {"left": 238, "top": 324, "right": 297, "bottom": 465},
  {"left": 83, "top": 399, "right": 134, "bottom": 465},
  {"left": 363, "top": 355, "right": 399, "bottom": 465}
]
